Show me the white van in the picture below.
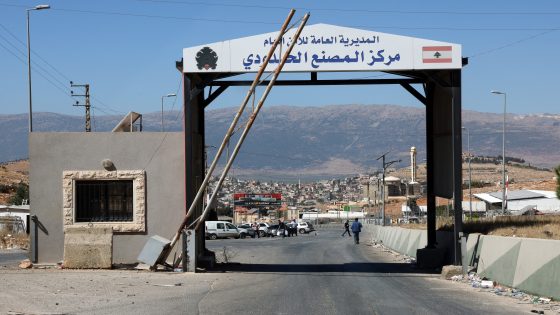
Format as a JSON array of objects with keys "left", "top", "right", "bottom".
[{"left": 205, "top": 221, "right": 240, "bottom": 240}]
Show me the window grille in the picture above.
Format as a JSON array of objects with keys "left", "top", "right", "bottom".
[{"left": 75, "top": 180, "right": 133, "bottom": 222}]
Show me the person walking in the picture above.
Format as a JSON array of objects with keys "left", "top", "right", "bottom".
[
  {"left": 341, "top": 220, "right": 351, "bottom": 237},
  {"left": 278, "top": 219, "right": 286, "bottom": 238},
  {"left": 253, "top": 222, "right": 260, "bottom": 238},
  {"left": 351, "top": 218, "right": 363, "bottom": 244}
]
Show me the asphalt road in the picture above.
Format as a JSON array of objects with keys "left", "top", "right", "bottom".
[
  {"left": 0, "top": 230, "right": 542, "bottom": 314},
  {"left": 0, "top": 248, "right": 27, "bottom": 269},
  {"left": 202, "top": 230, "right": 535, "bottom": 315}
]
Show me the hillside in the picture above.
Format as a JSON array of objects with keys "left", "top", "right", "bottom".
[
  {"left": 1, "top": 105, "right": 559, "bottom": 179},
  {"left": 0, "top": 160, "right": 28, "bottom": 204}
]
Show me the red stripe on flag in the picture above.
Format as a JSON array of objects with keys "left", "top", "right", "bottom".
[
  {"left": 423, "top": 58, "right": 452, "bottom": 63},
  {"left": 423, "top": 46, "right": 452, "bottom": 51}
]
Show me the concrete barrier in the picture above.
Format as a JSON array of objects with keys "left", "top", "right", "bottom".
[
  {"left": 372, "top": 226, "right": 560, "bottom": 299},
  {"left": 63, "top": 226, "right": 112, "bottom": 269},
  {"left": 369, "top": 225, "right": 453, "bottom": 265},
  {"left": 370, "top": 226, "right": 423, "bottom": 258},
  {"left": 471, "top": 234, "right": 560, "bottom": 300}
]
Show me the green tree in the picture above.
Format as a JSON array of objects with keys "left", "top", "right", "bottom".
[
  {"left": 8, "top": 182, "right": 29, "bottom": 206},
  {"left": 556, "top": 165, "right": 560, "bottom": 200}
]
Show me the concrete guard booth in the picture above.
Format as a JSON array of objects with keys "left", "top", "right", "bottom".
[{"left": 30, "top": 23, "right": 466, "bottom": 269}]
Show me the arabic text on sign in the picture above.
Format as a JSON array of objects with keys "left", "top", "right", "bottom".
[
  {"left": 242, "top": 49, "right": 401, "bottom": 70},
  {"left": 263, "top": 34, "right": 381, "bottom": 47}
]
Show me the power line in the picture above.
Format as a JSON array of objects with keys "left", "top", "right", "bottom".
[
  {"left": 169, "top": 76, "right": 183, "bottom": 116},
  {"left": 0, "top": 23, "right": 72, "bottom": 82},
  {"left": 0, "top": 22, "right": 124, "bottom": 115},
  {"left": 0, "top": 40, "right": 74, "bottom": 98},
  {"left": 5, "top": 1, "right": 560, "bottom": 16},
  {"left": 1, "top": 3, "right": 558, "bottom": 31},
  {"left": 0, "top": 32, "right": 72, "bottom": 93},
  {"left": 44, "top": 6, "right": 277, "bottom": 25},
  {"left": 468, "top": 29, "right": 558, "bottom": 58},
  {"left": 137, "top": 0, "right": 560, "bottom": 16}
]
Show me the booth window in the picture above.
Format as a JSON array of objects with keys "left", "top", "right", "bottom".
[
  {"left": 75, "top": 180, "right": 133, "bottom": 222},
  {"left": 63, "top": 170, "right": 145, "bottom": 232}
]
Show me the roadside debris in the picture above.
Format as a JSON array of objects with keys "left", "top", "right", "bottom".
[
  {"left": 18, "top": 259, "right": 32, "bottom": 269},
  {"left": 447, "top": 271, "right": 560, "bottom": 314},
  {"left": 152, "top": 283, "right": 182, "bottom": 287}
]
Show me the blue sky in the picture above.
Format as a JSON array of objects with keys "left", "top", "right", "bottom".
[{"left": 1, "top": 0, "right": 559, "bottom": 117}]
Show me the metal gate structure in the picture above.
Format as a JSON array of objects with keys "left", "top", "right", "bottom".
[{"left": 177, "top": 23, "right": 467, "bottom": 268}]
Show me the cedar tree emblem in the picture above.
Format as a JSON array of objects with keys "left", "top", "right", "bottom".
[{"left": 196, "top": 47, "right": 218, "bottom": 70}]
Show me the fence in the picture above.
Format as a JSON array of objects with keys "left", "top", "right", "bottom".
[{"left": 0, "top": 216, "right": 26, "bottom": 234}]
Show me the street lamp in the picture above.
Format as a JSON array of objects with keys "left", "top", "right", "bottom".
[
  {"left": 161, "top": 93, "right": 176, "bottom": 131},
  {"left": 491, "top": 90, "right": 507, "bottom": 215},
  {"left": 462, "top": 126, "right": 472, "bottom": 219},
  {"left": 27, "top": 4, "right": 50, "bottom": 132}
]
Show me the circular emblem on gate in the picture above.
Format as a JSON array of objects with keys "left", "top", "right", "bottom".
[{"left": 196, "top": 46, "right": 218, "bottom": 70}]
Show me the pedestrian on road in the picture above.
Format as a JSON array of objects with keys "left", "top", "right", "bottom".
[
  {"left": 342, "top": 220, "right": 351, "bottom": 237},
  {"left": 278, "top": 219, "right": 286, "bottom": 238},
  {"left": 351, "top": 218, "right": 362, "bottom": 244},
  {"left": 253, "top": 222, "right": 260, "bottom": 238}
]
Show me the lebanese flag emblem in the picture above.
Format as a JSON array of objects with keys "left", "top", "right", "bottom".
[{"left": 422, "top": 46, "right": 452, "bottom": 63}]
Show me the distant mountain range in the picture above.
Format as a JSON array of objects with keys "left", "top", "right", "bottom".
[{"left": 2, "top": 105, "right": 559, "bottom": 180}]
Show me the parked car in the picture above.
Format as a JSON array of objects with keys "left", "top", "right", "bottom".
[
  {"left": 236, "top": 223, "right": 256, "bottom": 238},
  {"left": 267, "top": 223, "right": 296, "bottom": 237},
  {"left": 205, "top": 221, "right": 240, "bottom": 240},
  {"left": 266, "top": 224, "right": 279, "bottom": 237},
  {"left": 297, "top": 221, "right": 315, "bottom": 234}
]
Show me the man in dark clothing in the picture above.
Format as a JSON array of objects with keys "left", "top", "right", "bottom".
[
  {"left": 350, "top": 218, "right": 363, "bottom": 244},
  {"left": 253, "top": 222, "right": 260, "bottom": 238},
  {"left": 342, "top": 220, "right": 351, "bottom": 237},
  {"left": 278, "top": 220, "right": 286, "bottom": 238}
]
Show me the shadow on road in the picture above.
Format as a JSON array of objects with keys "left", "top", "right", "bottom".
[{"left": 211, "top": 262, "right": 439, "bottom": 276}]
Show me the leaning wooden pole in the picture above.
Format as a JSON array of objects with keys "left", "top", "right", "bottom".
[
  {"left": 155, "top": 9, "right": 297, "bottom": 268},
  {"left": 194, "top": 13, "right": 310, "bottom": 232}
]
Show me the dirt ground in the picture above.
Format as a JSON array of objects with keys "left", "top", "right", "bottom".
[{"left": 0, "top": 160, "right": 28, "bottom": 204}]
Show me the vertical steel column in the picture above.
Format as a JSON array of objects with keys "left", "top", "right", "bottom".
[
  {"left": 425, "top": 82, "right": 436, "bottom": 248},
  {"left": 31, "top": 215, "right": 38, "bottom": 262},
  {"left": 451, "top": 70, "right": 463, "bottom": 265},
  {"left": 183, "top": 74, "right": 206, "bottom": 267}
]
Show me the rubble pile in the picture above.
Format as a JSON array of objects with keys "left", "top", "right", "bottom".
[
  {"left": 450, "top": 272, "right": 560, "bottom": 314},
  {"left": 372, "top": 240, "right": 560, "bottom": 314}
]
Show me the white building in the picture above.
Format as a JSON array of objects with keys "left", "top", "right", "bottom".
[{"left": 474, "top": 190, "right": 560, "bottom": 214}]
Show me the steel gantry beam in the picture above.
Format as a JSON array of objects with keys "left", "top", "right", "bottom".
[{"left": 206, "top": 77, "right": 424, "bottom": 87}]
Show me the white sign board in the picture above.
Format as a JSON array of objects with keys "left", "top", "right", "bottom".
[{"left": 183, "top": 24, "right": 462, "bottom": 74}]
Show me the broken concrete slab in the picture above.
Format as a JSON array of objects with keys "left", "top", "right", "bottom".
[{"left": 441, "top": 265, "right": 463, "bottom": 279}]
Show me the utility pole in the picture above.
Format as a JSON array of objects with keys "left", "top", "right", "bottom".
[
  {"left": 376, "top": 152, "right": 401, "bottom": 226},
  {"left": 71, "top": 81, "right": 91, "bottom": 132}
]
